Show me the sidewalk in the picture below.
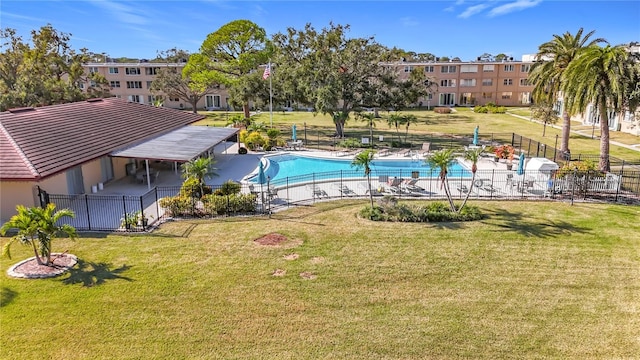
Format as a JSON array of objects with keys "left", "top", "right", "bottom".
[{"left": 507, "top": 112, "right": 640, "bottom": 153}]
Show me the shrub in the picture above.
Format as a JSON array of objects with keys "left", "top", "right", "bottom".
[
  {"left": 202, "top": 193, "right": 257, "bottom": 215},
  {"left": 179, "top": 177, "right": 211, "bottom": 198},
  {"left": 214, "top": 180, "right": 241, "bottom": 196},
  {"left": 159, "top": 196, "right": 194, "bottom": 217},
  {"left": 338, "top": 138, "right": 362, "bottom": 149},
  {"left": 244, "top": 131, "right": 266, "bottom": 150},
  {"left": 359, "top": 205, "right": 386, "bottom": 221},
  {"left": 361, "top": 200, "right": 483, "bottom": 222},
  {"left": 434, "top": 107, "right": 452, "bottom": 114}
]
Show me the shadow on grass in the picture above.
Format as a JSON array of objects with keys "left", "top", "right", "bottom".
[
  {"left": 484, "top": 209, "right": 592, "bottom": 238},
  {"left": 62, "top": 259, "right": 133, "bottom": 287},
  {"left": 0, "top": 287, "right": 18, "bottom": 307}
]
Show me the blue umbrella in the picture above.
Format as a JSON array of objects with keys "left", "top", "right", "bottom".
[
  {"left": 257, "top": 161, "right": 267, "bottom": 184},
  {"left": 473, "top": 126, "right": 479, "bottom": 146},
  {"left": 292, "top": 124, "right": 297, "bottom": 141},
  {"left": 516, "top": 152, "right": 525, "bottom": 175}
]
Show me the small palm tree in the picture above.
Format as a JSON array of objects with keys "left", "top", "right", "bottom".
[
  {"left": 181, "top": 156, "right": 218, "bottom": 196},
  {"left": 1, "top": 204, "right": 77, "bottom": 266},
  {"left": 426, "top": 149, "right": 457, "bottom": 212},
  {"left": 458, "top": 146, "right": 484, "bottom": 212},
  {"left": 357, "top": 112, "right": 379, "bottom": 148},
  {"left": 401, "top": 114, "right": 418, "bottom": 144},
  {"left": 351, "top": 149, "right": 376, "bottom": 209},
  {"left": 387, "top": 114, "right": 402, "bottom": 145},
  {"left": 562, "top": 44, "right": 637, "bottom": 172}
]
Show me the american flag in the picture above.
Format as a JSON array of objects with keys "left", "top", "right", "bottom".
[{"left": 262, "top": 63, "right": 271, "bottom": 80}]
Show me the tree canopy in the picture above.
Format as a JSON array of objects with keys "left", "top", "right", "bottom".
[{"left": 0, "top": 24, "right": 109, "bottom": 111}]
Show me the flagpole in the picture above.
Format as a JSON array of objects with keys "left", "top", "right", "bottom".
[{"left": 269, "top": 61, "right": 273, "bottom": 128}]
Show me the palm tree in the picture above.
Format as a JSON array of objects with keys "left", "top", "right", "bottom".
[
  {"left": 401, "top": 114, "right": 418, "bottom": 144},
  {"left": 351, "top": 149, "right": 376, "bottom": 208},
  {"left": 181, "top": 156, "right": 218, "bottom": 196},
  {"left": 387, "top": 114, "right": 402, "bottom": 145},
  {"left": 357, "top": 112, "right": 379, "bottom": 148},
  {"left": 458, "top": 146, "right": 484, "bottom": 212},
  {"left": 426, "top": 149, "right": 457, "bottom": 212},
  {"left": 1, "top": 204, "right": 77, "bottom": 266},
  {"left": 529, "top": 28, "right": 605, "bottom": 158},
  {"left": 561, "top": 44, "right": 636, "bottom": 172}
]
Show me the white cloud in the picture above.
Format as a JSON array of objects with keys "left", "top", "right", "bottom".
[
  {"left": 488, "top": 0, "right": 543, "bottom": 17},
  {"left": 400, "top": 17, "right": 419, "bottom": 27},
  {"left": 89, "top": 0, "right": 149, "bottom": 25},
  {"left": 458, "top": 3, "right": 490, "bottom": 19}
]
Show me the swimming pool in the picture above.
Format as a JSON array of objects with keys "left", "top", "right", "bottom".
[{"left": 248, "top": 153, "right": 471, "bottom": 184}]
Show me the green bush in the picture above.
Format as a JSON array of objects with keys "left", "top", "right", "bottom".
[
  {"left": 338, "top": 138, "right": 362, "bottom": 149},
  {"left": 361, "top": 200, "right": 484, "bottom": 222},
  {"left": 179, "top": 177, "right": 211, "bottom": 199},
  {"left": 214, "top": 180, "right": 241, "bottom": 196},
  {"left": 159, "top": 196, "right": 194, "bottom": 217},
  {"left": 202, "top": 193, "right": 257, "bottom": 215}
]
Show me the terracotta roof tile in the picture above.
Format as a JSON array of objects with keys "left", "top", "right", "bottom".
[{"left": 0, "top": 98, "right": 205, "bottom": 181}]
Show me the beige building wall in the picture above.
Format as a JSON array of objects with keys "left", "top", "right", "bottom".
[{"left": 0, "top": 181, "right": 39, "bottom": 223}]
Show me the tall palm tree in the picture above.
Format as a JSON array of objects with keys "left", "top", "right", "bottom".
[
  {"left": 387, "top": 114, "right": 403, "bottom": 145},
  {"left": 561, "top": 44, "right": 636, "bottom": 172},
  {"left": 426, "top": 149, "right": 457, "bottom": 212},
  {"left": 529, "top": 28, "right": 605, "bottom": 157},
  {"left": 181, "top": 156, "right": 218, "bottom": 196},
  {"left": 1, "top": 204, "right": 76, "bottom": 266},
  {"left": 401, "top": 114, "right": 418, "bottom": 144},
  {"left": 458, "top": 146, "right": 484, "bottom": 212},
  {"left": 351, "top": 149, "right": 376, "bottom": 208}
]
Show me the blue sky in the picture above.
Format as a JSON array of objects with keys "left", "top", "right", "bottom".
[{"left": 2, "top": 0, "right": 638, "bottom": 61}]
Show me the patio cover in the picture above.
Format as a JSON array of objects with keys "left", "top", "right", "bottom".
[{"left": 111, "top": 126, "right": 239, "bottom": 161}]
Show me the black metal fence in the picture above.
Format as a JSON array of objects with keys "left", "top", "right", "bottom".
[{"left": 38, "top": 166, "right": 640, "bottom": 232}]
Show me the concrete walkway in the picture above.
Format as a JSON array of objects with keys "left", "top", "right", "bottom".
[{"left": 506, "top": 111, "right": 640, "bottom": 153}]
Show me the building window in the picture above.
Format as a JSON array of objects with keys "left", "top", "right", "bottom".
[
  {"left": 146, "top": 81, "right": 153, "bottom": 89},
  {"left": 89, "top": 80, "right": 97, "bottom": 87},
  {"left": 460, "top": 93, "right": 475, "bottom": 105},
  {"left": 108, "top": 67, "right": 119, "bottom": 74},
  {"left": 520, "top": 92, "right": 532, "bottom": 104},
  {"left": 169, "top": 96, "right": 180, "bottom": 102},
  {"left": 460, "top": 79, "right": 476, "bottom": 87},
  {"left": 404, "top": 66, "right": 413, "bottom": 73},
  {"left": 503, "top": 79, "right": 513, "bottom": 86},
  {"left": 77, "top": 82, "right": 85, "bottom": 89},
  {"left": 145, "top": 67, "right": 159, "bottom": 75},
  {"left": 125, "top": 67, "right": 141, "bottom": 75},
  {"left": 424, "top": 65, "right": 434, "bottom": 73},
  {"left": 439, "top": 93, "right": 456, "bottom": 106},
  {"left": 126, "top": 81, "right": 142, "bottom": 89},
  {"left": 482, "top": 92, "right": 493, "bottom": 99},
  {"left": 206, "top": 95, "right": 221, "bottom": 109},
  {"left": 482, "top": 79, "right": 493, "bottom": 86},
  {"left": 110, "top": 81, "right": 120, "bottom": 88},
  {"left": 501, "top": 92, "right": 512, "bottom": 99},
  {"left": 519, "top": 78, "right": 532, "bottom": 86},
  {"left": 521, "top": 64, "right": 531, "bottom": 73},
  {"left": 482, "top": 65, "right": 494, "bottom": 72},
  {"left": 88, "top": 67, "right": 98, "bottom": 74},
  {"left": 440, "top": 79, "right": 456, "bottom": 87},
  {"left": 441, "top": 65, "right": 457, "bottom": 73},
  {"left": 460, "top": 65, "right": 478, "bottom": 73},
  {"left": 128, "top": 95, "right": 142, "bottom": 103},
  {"left": 504, "top": 64, "right": 514, "bottom": 72}
]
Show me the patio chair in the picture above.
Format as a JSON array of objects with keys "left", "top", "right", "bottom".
[
  {"left": 394, "top": 148, "right": 412, "bottom": 157},
  {"left": 401, "top": 178, "right": 424, "bottom": 193},
  {"left": 267, "top": 186, "right": 279, "bottom": 200},
  {"left": 359, "top": 182, "right": 385, "bottom": 196},
  {"left": 307, "top": 184, "right": 328, "bottom": 199},
  {"left": 457, "top": 184, "right": 471, "bottom": 194},
  {"left": 333, "top": 183, "right": 357, "bottom": 197},
  {"left": 415, "top": 142, "right": 431, "bottom": 156},
  {"left": 385, "top": 177, "right": 404, "bottom": 193}
]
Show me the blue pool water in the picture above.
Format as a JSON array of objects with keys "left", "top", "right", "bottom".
[{"left": 250, "top": 153, "right": 471, "bottom": 184}]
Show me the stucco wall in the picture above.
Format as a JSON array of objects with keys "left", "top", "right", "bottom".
[{"left": 0, "top": 181, "right": 38, "bottom": 223}]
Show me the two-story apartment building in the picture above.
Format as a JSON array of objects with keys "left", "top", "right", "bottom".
[{"left": 84, "top": 61, "right": 232, "bottom": 111}]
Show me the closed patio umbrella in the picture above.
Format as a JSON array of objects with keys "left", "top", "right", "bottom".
[
  {"left": 292, "top": 124, "right": 297, "bottom": 141},
  {"left": 258, "top": 161, "right": 266, "bottom": 184},
  {"left": 517, "top": 152, "right": 525, "bottom": 175},
  {"left": 473, "top": 126, "right": 479, "bottom": 146}
]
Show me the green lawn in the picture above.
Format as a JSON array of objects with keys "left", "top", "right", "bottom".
[
  {"left": 196, "top": 108, "right": 640, "bottom": 161},
  {"left": 2, "top": 201, "right": 639, "bottom": 359}
]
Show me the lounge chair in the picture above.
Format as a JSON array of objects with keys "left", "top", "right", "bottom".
[
  {"left": 401, "top": 178, "right": 424, "bottom": 193},
  {"left": 359, "top": 182, "right": 385, "bottom": 196},
  {"left": 394, "top": 148, "right": 412, "bottom": 157},
  {"left": 376, "top": 148, "right": 391, "bottom": 157},
  {"left": 333, "top": 184, "right": 357, "bottom": 197},
  {"left": 415, "top": 142, "right": 431, "bottom": 156},
  {"left": 457, "top": 185, "right": 471, "bottom": 194},
  {"left": 267, "top": 186, "right": 279, "bottom": 200},
  {"left": 385, "top": 177, "right": 404, "bottom": 193},
  {"left": 307, "top": 184, "right": 329, "bottom": 198}
]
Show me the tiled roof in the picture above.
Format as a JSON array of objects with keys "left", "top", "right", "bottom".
[{"left": 0, "top": 98, "right": 205, "bottom": 181}]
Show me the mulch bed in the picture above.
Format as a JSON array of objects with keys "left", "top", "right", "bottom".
[
  {"left": 254, "top": 232, "right": 288, "bottom": 246},
  {"left": 7, "top": 253, "right": 78, "bottom": 279}
]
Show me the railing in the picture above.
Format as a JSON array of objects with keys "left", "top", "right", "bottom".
[{"left": 38, "top": 167, "right": 640, "bottom": 232}]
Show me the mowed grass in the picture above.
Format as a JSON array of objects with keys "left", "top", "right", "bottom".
[
  {"left": 1, "top": 201, "right": 639, "bottom": 359},
  {"left": 195, "top": 108, "right": 640, "bottom": 161}
]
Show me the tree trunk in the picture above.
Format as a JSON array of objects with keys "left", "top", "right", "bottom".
[
  {"left": 369, "top": 123, "right": 373, "bottom": 148},
  {"left": 598, "top": 101, "right": 610, "bottom": 172},
  {"left": 191, "top": 99, "right": 198, "bottom": 114},
  {"left": 542, "top": 123, "right": 547, "bottom": 137},
  {"left": 458, "top": 171, "right": 476, "bottom": 213},
  {"left": 441, "top": 176, "right": 456, "bottom": 212},
  {"left": 243, "top": 103, "right": 250, "bottom": 119},
  {"left": 561, "top": 111, "right": 571, "bottom": 154},
  {"left": 334, "top": 121, "right": 344, "bottom": 138},
  {"left": 367, "top": 173, "right": 374, "bottom": 209},
  {"left": 30, "top": 240, "right": 43, "bottom": 265}
]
